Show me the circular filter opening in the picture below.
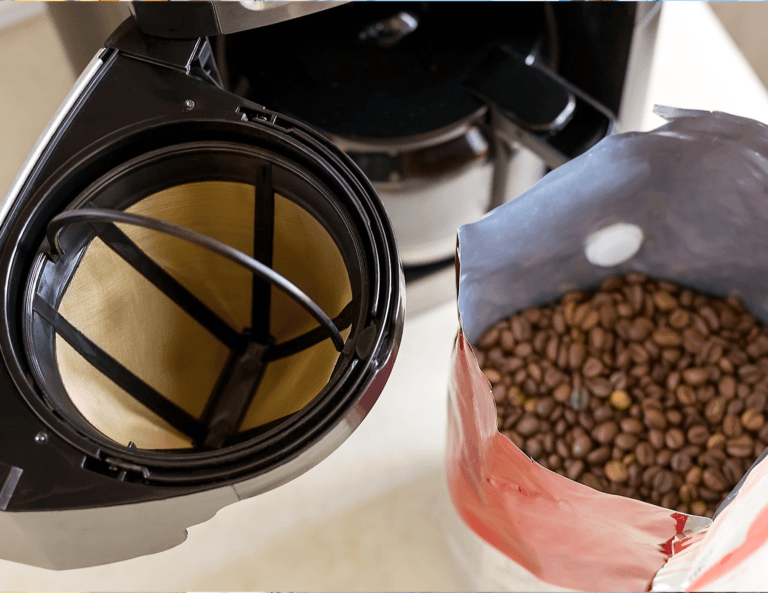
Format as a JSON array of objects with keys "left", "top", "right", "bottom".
[{"left": 22, "top": 143, "right": 372, "bottom": 455}]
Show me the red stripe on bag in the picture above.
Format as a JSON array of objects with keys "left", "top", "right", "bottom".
[
  {"left": 687, "top": 503, "right": 768, "bottom": 590},
  {"left": 446, "top": 332, "right": 687, "bottom": 592}
]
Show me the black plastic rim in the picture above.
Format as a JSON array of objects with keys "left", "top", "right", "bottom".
[{"left": 0, "top": 112, "right": 402, "bottom": 484}]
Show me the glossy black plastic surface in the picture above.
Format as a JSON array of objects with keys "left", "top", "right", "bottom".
[{"left": 0, "top": 18, "right": 401, "bottom": 511}]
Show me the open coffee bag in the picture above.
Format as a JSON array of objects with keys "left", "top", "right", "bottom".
[{"left": 446, "top": 108, "right": 768, "bottom": 591}]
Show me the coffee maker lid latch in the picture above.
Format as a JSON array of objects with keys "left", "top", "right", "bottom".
[{"left": 462, "top": 46, "right": 616, "bottom": 170}]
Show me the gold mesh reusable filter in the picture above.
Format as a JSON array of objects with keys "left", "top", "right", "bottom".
[{"left": 54, "top": 181, "right": 351, "bottom": 450}]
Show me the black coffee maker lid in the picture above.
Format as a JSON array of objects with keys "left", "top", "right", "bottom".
[
  {"left": 0, "top": 13, "right": 403, "bottom": 570},
  {"left": 222, "top": 2, "right": 555, "bottom": 139}
]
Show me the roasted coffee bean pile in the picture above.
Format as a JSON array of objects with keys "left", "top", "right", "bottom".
[{"left": 476, "top": 274, "right": 768, "bottom": 518}]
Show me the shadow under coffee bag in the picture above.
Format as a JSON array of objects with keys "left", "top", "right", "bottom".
[{"left": 445, "top": 108, "right": 768, "bottom": 591}]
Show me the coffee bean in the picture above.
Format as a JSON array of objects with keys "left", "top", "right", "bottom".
[
  {"left": 653, "top": 291, "right": 678, "bottom": 312},
  {"left": 551, "top": 384, "right": 569, "bottom": 403},
  {"left": 687, "top": 425, "right": 710, "bottom": 445},
  {"left": 570, "top": 433, "right": 593, "bottom": 458},
  {"left": 525, "top": 438, "right": 543, "bottom": 458},
  {"left": 493, "top": 384, "right": 507, "bottom": 404},
  {"left": 704, "top": 397, "right": 726, "bottom": 424},
  {"left": 503, "top": 430, "right": 525, "bottom": 449},
  {"left": 656, "top": 448, "right": 673, "bottom": 466},
  {"left": 683, "top": 327, "right": 706, "bottom": 354},
  {"left": 665, "top": 428, "right": 685, "bottom": 450},
  {"left": 588, "top": 327, "right": 606, "bottom": 351},
  {"left": 626, "top": 317, "right": 653, "bottom": 342},
  {"left": 726, "top": 434, "right": 754, "bottom": 457},
  {"left": 679, "top": 483, "right": 697, "bottom": 504},
  {"left": 500, "top": 330, "right": 515, "bottom": 352},
  {"left": 662, "top": 348, "right": 683, "bottom": 365},
  {"left": 698, "top": 486, "right": 721, "bottom": 502},
  {"left": 723, "top": 458, "right": 743, "bottom": 484},
  {"left": 605, "top": 460, "right": 629, "bottom": 483},
  {"left": 707, "top": 433, "right": 726, "bottom": 450},
  {"left": 569, "top": 341, "right": 586, "bottom": 369},
  {"left": 614, "top": 433, "right": 638, "bottom": 451},
  {"left": 609, "top": 390, "right": 632, "bottom": 411},
  {"left": 723, "top": 414, "right": 743, "bottom": 438},
  {"left": 699, "top": 449, "right": 727, "bottom": 468},
  {"left": 702, "top": 468, "right": 727, "bottom": 491},
  {"left": 516, "top": 415, "right": 540, "bottom": 436},
  {"left": 666, "top": 409, "right": 683, "bottom": 426},
  {"left": 653, "top": 328, "right": 682, "bottom": 347},
  {"left": 669, "top": 309, "right": 691, "bottom": 329},
  {"left": 670, "top": 452, "right": 692, "bottom": 473},
  {"left": 478, "top": 327, "right": 500, "bottom": 349},
  {"left": 685, "top": 467, "right": 703, "bottom": 487},
  {"left": 586, "top": 446, "right": 611, "bottom": 465},
  {"left": 592, "top": 406, "right": 614, "bottom": 423},
  {"left": 676, "top": 385, "right": 697, "bottom": 406},
  {"left": 730, "top": 349, "right": 750, "bottom": 366},
  {"left": 653, "top": 470, "right": 675, "bottom": 494},
  {"left": 739, "top": 364, "right": 763, "bottom": 385},
  {"left": 719, "top": 356, "right": 735, "bottom": 374},
  {"left": 648, "top": 429, "right": 665, "bottom": 450},
  {"left": 718, "top": 375, "right": 737, "bottom": 399},
  {"left": 570, "top": 388, "right": 588, "bottom": 411},
  {"left": 635, "top": 442, "right": 655, "bottom": 466},
  {"left": 545, "top": 336, "right": 559, "bottom": 362},
  {"left": 586, "top": 377, "right": 612, "bottom": 398},
  {"left": 511, "top": 316, "right": 532, "bottom": 342},
  {"left": 562, "top": 459, "right": 584, "bottom": 482},
  {"left": 578, "top": 411, "right": 595, "bottom": 431},
  {"left": 620, "top": 418, "right": 643, "bottom": 434},
  {"left": 683, "top": 368, "right": 709, "bottom": 386},
  {"left": 661, "top": 492, "right": 680, "bottom": 509},
  {"left": 581, "top": 473, "right": 603, "bottom": 491},
  {"left": 746, "top": 392, "right": 767, "bottom": 411},
  {"left": 547, "top": 454, "right": 562, "bottom": 469},
  {"left": 580, "top": 309, "right": 600, "bottom": 332},
  {"left": 582, "top": 357, "right": 604, "bottom": 378},
  {"left": 592, "top": 421, "right": 619, "bottom": 445},
  {"left": 527, "top": 362, "right": 543, "bottom": 384},
  {"left": 543, "top": 432, "right": 555, "bottom": 454},
  {"left": 644, "top": 409, "right": 667, "bottom": 431},
  {"left": 690, "top": 501, "right": 707, "bottom": 516},
  {"left": 727, "top": 398, "right": 745, "bottom": 416},
  {"left": 742, "top": 409, "right": 765, "bottom": 431}
]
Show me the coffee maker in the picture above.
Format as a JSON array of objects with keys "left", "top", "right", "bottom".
[
  {"left": 0, "top": 1, "right": 658, "bottom": 570},
  {"left": 48, "top": 1, "right": 660, "bottom": 315}
]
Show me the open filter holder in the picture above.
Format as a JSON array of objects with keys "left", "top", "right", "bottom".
[
  {"left": 0, "top": 14, "right": 402, "bottom": 570},
  {"left": 28, "top": 147, "right": 360, "bottom": 454}
]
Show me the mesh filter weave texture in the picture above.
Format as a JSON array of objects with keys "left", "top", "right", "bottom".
[{"left": 55, "top": 181, "right": 352, "bottom": 449}]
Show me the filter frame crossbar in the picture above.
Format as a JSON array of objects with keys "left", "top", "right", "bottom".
[{"left": 33, "top": 196, "right": 354, "bottom": 449}]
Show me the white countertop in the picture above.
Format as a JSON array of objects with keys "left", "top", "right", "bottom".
[{"left": 3, "top": 2, "right": 768, "bottom": 590}]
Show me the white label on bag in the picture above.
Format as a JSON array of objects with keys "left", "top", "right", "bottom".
[{"left": 584, "top": 222, "right": 644, "bottom": 267}]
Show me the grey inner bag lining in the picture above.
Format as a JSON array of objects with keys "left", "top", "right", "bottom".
[{"left": 456, "top": 107, "right": 768, "bottom": 515}]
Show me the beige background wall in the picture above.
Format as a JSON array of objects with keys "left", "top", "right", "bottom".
[{"left": 710, "top": 2, "right": 768, "bottom": 90}]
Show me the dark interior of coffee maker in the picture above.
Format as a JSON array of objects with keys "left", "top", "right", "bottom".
[
  {"left": 22, "top": 145, "right": 365, "bottom": 453},
  {"left": 220, "top": 2, "right": 636, "bottom": 138}
]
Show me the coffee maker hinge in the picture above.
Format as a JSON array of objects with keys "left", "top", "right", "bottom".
[{"left": 188, "top": 39, "right": 224, "bottom": 90}]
